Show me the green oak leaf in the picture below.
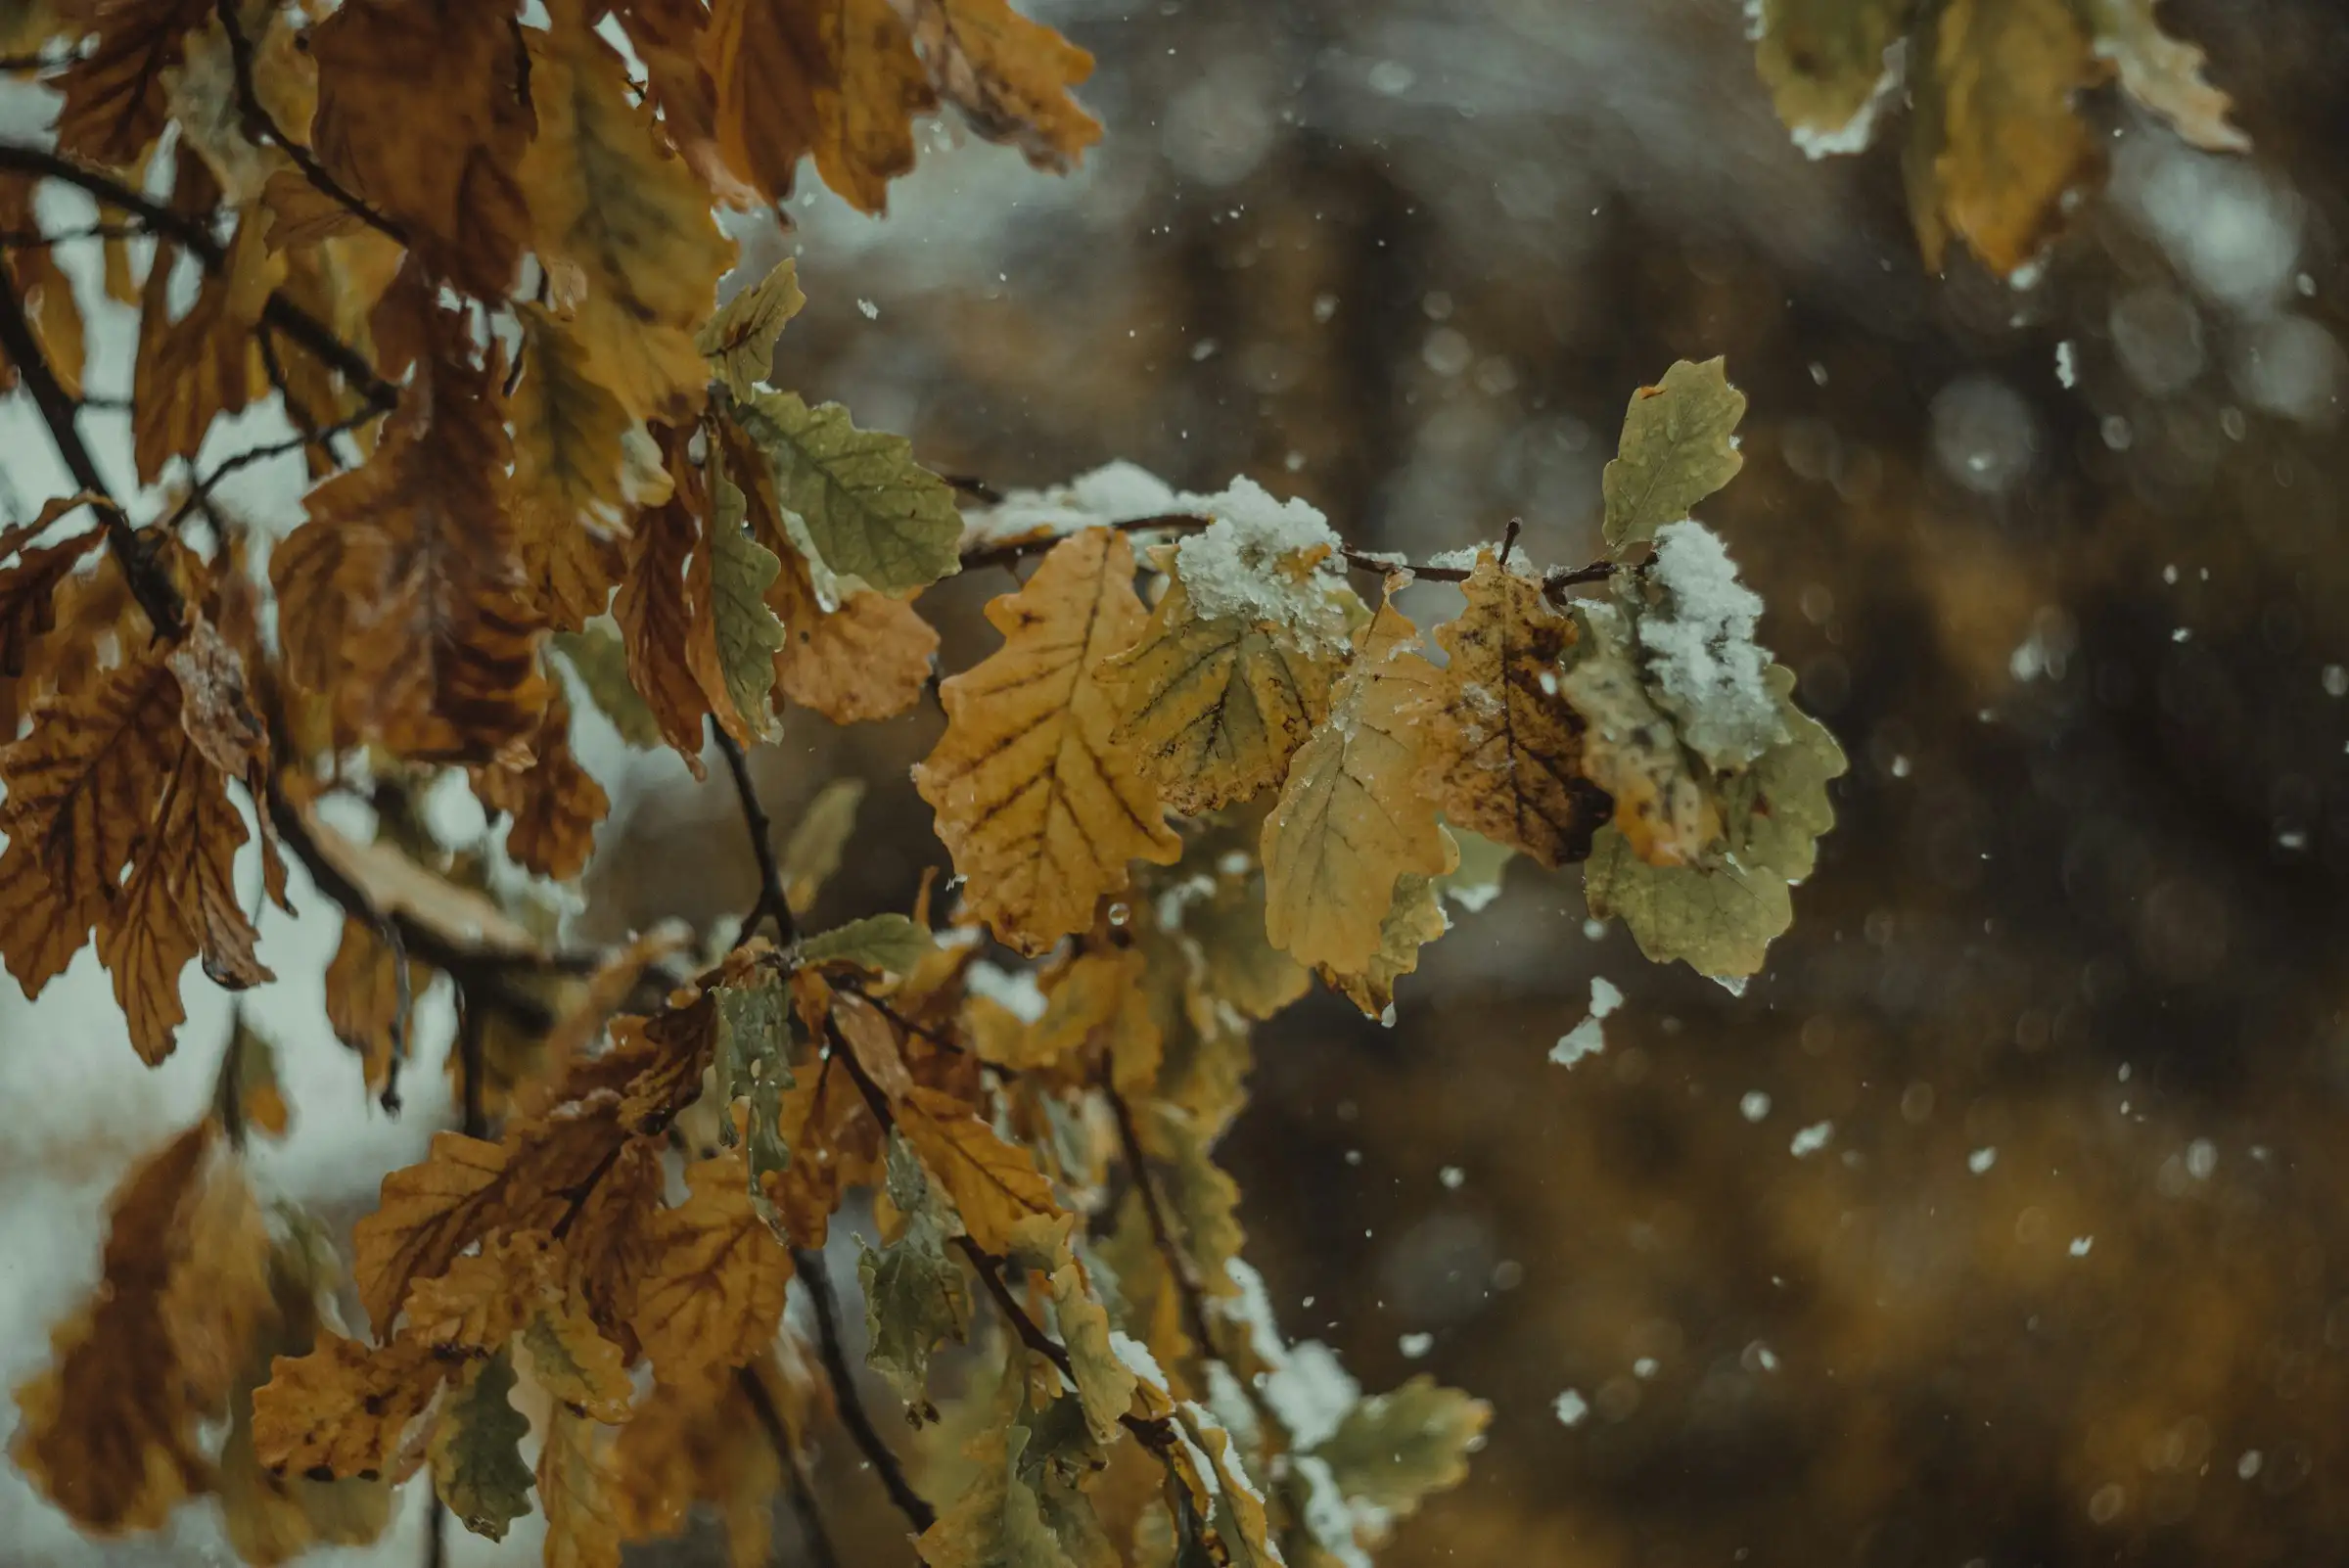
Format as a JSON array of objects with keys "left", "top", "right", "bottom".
[
  {"left": 860, "top": 1135, "right": 972, "bottom": 1408},
  {"left": 1310, "top": 1373, "right": 1491, "bottom": 1520},
  {"left": 698, "top": 256, "right": 806, "bottom": 400},
  {"left": 552, "top": 624, "right": 661, "bottom": 749},
  {"left": 730, "top": 389, "right": 962, "bottom": 597},
  {"left": 428, "top": 1351, "right": 533, "bottom": 1542},
  {"left": 799, "top": 912, "right": 932, "bottom": 977},
  {"left": 1601, "top": 357, "right": 1747, "bottom": 552},
  {"left": 707, "top": 465, "right": 787, "bottom": 740}
]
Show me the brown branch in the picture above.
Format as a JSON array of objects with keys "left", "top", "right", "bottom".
[
  {"left": 791, "top": 1241, "right": 938, "bottom": 1534},
  {"left": 955, "top": 510, "right": 1618, "bottom": 604},
  {"left": 215, "top": 1, "right": 406, "bottom": 246},
  {"left": 161, "top": 402, "right": 386, "bottom": 532},
  {"left": 739, "top": 1365, "right": 846, "bottom": 1568},
  {"left": 714, "top": 725, "right": 798, "bottom": 945},
  {"left": 0, "top": 265, "right": 185, "bottom": 638},
  {"left": 0, "top": 143, "right": 399, "bottom": 411}
]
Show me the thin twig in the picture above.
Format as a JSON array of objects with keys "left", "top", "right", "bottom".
[
  {"left": 1103, "top": 1080, "right": 1226, "bottom": 1369},
  {"left": 791, "top": 1243, "right": 938, "bottom": 1533},
  {"left": 0, "top": 266, "right": 185, "bottom": 638},
  {"left": 214, "top": 1005, "right": 249, "bottom": 1151},
  {"left": 739, "top": 1366, "right": 848, "bottom": 1568},
  {"left": 0, "top": 143, "right": 399, "bottom": 411},
  {"left": 423, "top": 1494, "right": 446, "bottom": 1568},
  {"left": 216, "top": 1, "right": 406, "bottom": 245},
  {"left": 955, "top": 513, "right": 1210, "bottom": 576},
  {"left": 161, "top": 402, "right": 385, "bottom": 532},
  {"left": 378, "top": 917, "right": 412, "bottom": 1116},
  {"left": 456, "top": 989, "right": 486, "bottom": 1139},
  {"left": 714, "top": 725, "right": 798, "bottom": 945}
]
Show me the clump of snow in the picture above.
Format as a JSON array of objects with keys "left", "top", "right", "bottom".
[
  {"left": 964, "top": 459, "right": 1182, "bottom": 543},
  {"left": 1789, "top": 1120, "right": 1834, "bottom": 1157},
  {"left": 1637, "top": 521, "right": 1787, "bottom": 767},
  {"left": 1967, "top": 1146, "right": 1998, "bottom": 1175},
  {"left": 1439, "top": 1164, "right": 1466, "bottom": 1189},
  {"left": 2055, "top": 340, "right": 2078, "bottom": 389},
  {"left": 2070, "top": 1235, "right": 2095, "bottom": 1258},
  {"left": 1172, "top": 477, "right": 1351, "bottom": 648},
  {"left": 1398, "top": 1331, "right": 1433, "bottom": 1360},
  {"left": 1789, "top": 46, "right": 1906, "bottom": 161},
  {"left": 1553, "top": 1388, "right": 1589, "bottom": 1427},
  {"left": 1739, "top": 1090, "right": 1772, "bottom": 1123},
  {"left": 1550, "top": 975, "right": 1623, "bottom": 1068},
  {"left": 964, "top": 959, "right": 1047, "bottom": 1024}
]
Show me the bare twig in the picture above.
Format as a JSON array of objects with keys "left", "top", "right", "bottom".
[
  {"left": 714, "top": 725, "right": 798, "bottom": 945},
  {"left": 738, "top": 1365, "right": 846, "bottom": 1568},
  {"left": 161, "top": 402, "right": 386, "bottom": 532},
  {"left": 215, "top": 1, "right": 406, "bottom": 245},
  {"left": 455, "top": 989, "right": 486, "bottom": 1138},
  {"left": 377, "top": 916, "right": 413, "bottom": 1116},
  {"left": 791, "top": 1242, "right": 938, "bottom": 1533}
]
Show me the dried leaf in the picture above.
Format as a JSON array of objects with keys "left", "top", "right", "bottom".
[
  {"left": 631, "top": 1150, "right": 795, "bottom": 1387},
  {"left": 309, "top": 0, "right": 533, "bottom": 295},
  {"left": 1104, "top": 565, "right": 1345, "bottom": 817},
  {"left": 706, "top": 0, "right": 937, "bottom": 213},
  {"left": 130, "top": 219, "right": 273, "bottom": 486},
  {"left": 429, "top": 1350, "right": 534, "bottom": 1542},
  {"left": 1557, "top": 601, "right": 1720, "bottom": 867},
  {"left": 898, "top": 1084, "right": 1061, "bottom": 1255},
  {"left": 907, "top": 0, "right": 1103, "bottom": 171},
  {"left": 770, "top": 543, "right": 940, "bottom": 724},
  {"left": 541, "top": 1404, "right": 622, "bottom": 1568},
  {"left": 699, "top": 255, "right": 805, "bottom": 399},
  {"left": 915, "top": 528, "right": 1177, "bottom": 955},
  {"left": 52, "top": 0, "right": 212, "bottom": 165},
  {"left": 526, "top": 0, "right": 736, "bottom": 424},
  {"left": 609, "top": 1361, "right": 787, "bottom": 1561},
  {"left": 1906, "top": 0, "right": 2099, "bottom": 276},
  {"left": 1600, "top": 358, "right": 1747, "bottom": 553},
  {"left": 1048, "top": 1264, "right": 1134, "bottom": 1447},
  {"left": 614, "top": 486, "right": 719, "bottom": 773},
  {"left": 0, "top": 522, "right": 103, "bottom": 683},
  {"left": 2086, "top": 0, "right": 2249, "bottom": 152},
  {"left": 730, "top": 389, "right": 964, "bottom": 597},
  {"left": 1750, "top": 0, "right": 1911, "bottom": 153},
  {"left": 1262, "top": 598, "right": 1448, "bottom": 976},
  {"left": 523, "top": 1300, "right": 634, "bottom": 1424},
  {"left": 324, "top": 914, "right": 408, "bottom": 1094},
  {"left": 472, "top": 680, "right": 611, "bottom": 880},
  {"left": 1322, "top": 860, "right": 1452, "bottom": 1021},
  {"left": 1414, "top": 551, "right": 1610, "bottom": 869},
  {"left": 251, "top": 1329, "right": 444, "bottom": 1482}
]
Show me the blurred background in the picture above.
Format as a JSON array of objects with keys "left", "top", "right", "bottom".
[{"left": 9, "top": 0, "right": 2349, "bottom": 1563}]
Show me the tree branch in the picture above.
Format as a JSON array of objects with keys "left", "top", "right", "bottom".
[
  {"left": 215, "top": 1, "right": 406, "bottom": 245},
  {"left": 738, "top": 1364, "right": 846, "bottom": 1568},
  {"left": 0, "top": 265, "right": 185, "bottom": 638},
  {"left": 714, "top": 725, "right": 798, "bottom": 945},
  {"left": 791, "top": 1241, "right": 937, "bottom": 1534}
]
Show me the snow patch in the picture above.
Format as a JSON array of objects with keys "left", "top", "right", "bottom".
[
  {"left": 1553, "top": 1388, "right": 1589, "bottom": 1427},
  {"left": 1789, "top": 45, "right": 1907, "bottom": 161},
  {"left": 1172, "top": 477, "right": 1351, "bottom": 648},
  {"left": 964, "top": 459, "right": 1182, "bottom": 543},
  {"left": 1637, "top": 521, "right": 1786, "bottom": 767},
  {"left": 1789, "top": 1120, "right": 1834, "bottom": 1157},
  {"left": 1550, "top": 975, "right": 1623, "bottom": 1068},
  {"left": 964, "top": 959, "right": 1047, "bottom": 1024}
]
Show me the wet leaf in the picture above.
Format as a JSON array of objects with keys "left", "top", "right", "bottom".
[{"left": 1601, "top": 357, "right": 1747, "bottom": 552}]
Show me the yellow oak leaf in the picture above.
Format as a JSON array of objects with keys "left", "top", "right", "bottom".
[
  {"left": 906, "top": 0, "right": 1103, "bottom": 172},
  {"left": 323, "top": 914, "right": 411, "bottom": 1096},
  {"left": 609, "top": 1359, "right": 787, "bottom": 1564},
  {"left": 706, "top": 0, "right": 938, "bottom": 214},
  {"left": 913, "top": 528, "right": 1177, "bottom": 954},
  {"left": 1104, "top": 563, "right": 1346, "bottom": 817},
  {"left": 630, "top": 1151, "right": 795, "bottom": 1388},
  {"left": 308, "top": 0, "right": 535, "bottom": 296},
  {"left": 1557, "top": 601, "right": 1722, "bottom": 868},
  {"left": 2087, "top": 0, "right": 2248, "bottom": 154},
  {"left": 1321, "top": 858, "right": 1453, "bottom": 1020},
  {"left": 1413, "top": 550, "right": 1610, "bottom": 870},
  {"left": 1749, "top": 0, "right": 1909, "bottom": 153},
  {"left": 505, "top": 302, "right": 632, "bottom": 631},
  {"left": 1906, "top": 0, "right": 2099, "bottom": 277},
  {"left": 523, "top": 1297, "right": 635, "bottom": 1424},
  {"left": 771, "top": 546, "right": 939, "bottom": 724},
  {"left": 897, "top": 1084, "right": 1060, "bottom": 1256},
  {"left": 1261, "top": 598, "right": 1448, "bottom": 977},
  {"left": 129, "top": 213, "right": 274, "bottom": 486},
  {"left": 541, "top": 1404, "right": 623, "bottom": 1568},
  {"left": 351, "top": 1131, "right": 515, "bottom": 1334},
  {"left": 251, "top": 1328, "right": 445, "bottom": 1483},
  {"left": 526, "top": 0, "right": 736, "bottom": 425}
]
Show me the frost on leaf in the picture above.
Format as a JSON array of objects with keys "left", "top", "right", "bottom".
[
  {"left": 858, "top": 1135, "right": 972, "bottom": 1407},
  {"left": 729, "top": 389, "right": 963, "bottom": 597},
  {"left": 1632, "top": 522, "right": 1788, "bottom": 771},
  {"left": 1585, "top": 666, "right": 1846, "bottom": 980},
  {"left": 915, "top": 528, "right": 1179, "bottom": 954},
  {"left": 1262, "top": 597, "right": 1450, "bottom": 978},
  {"left": 1558, "top": 600, "right": 1720, "bottom": 866},
  {"left": 1601, "top": 357, "right": 1747, "bottom": 552},
  {"left": 1413, "top": 549, "right": 1610, "bottom": 869},
  {"left": 1751, "top": 0, "right": 1910, "bottom": 157},
  {"left": 1104, "top": 545, "right": 1351, "bottom": 816}
]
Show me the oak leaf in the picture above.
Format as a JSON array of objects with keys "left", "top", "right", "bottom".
[
  {"left": 525, "top": 0, "right": 736, "bottom": 425},
  {"left": 429, "top": 1350, "right": 534, "bottom": 1542},
  {"left": 0, "top": 519, "right": 104, "bottom": 683},
  {"left": 130, "top": 214, "right": 274, "bottom": 485},
  {"left": 523, "top": 1298, "right": 635, "bottom": 1424},
  {"left": 706, "top": 0, "right": 937, "bottom": 213},
  {"left": 907, "top": 0, "right": 1103, "bottom": 172},
  {"left": 471, "top": 680, "right": 610, "bottom": 881},
  {"left": 914, "top": 527, "right": 1176, "bottom": 955},
  {"left": 1310, "top": 1375, "right": 1491, "bottom": 1521},
  {"left": 631, "top": 1150, "right": 795, "bottom": 1388},
  {"left": 608, "top": 1360, "right": 789, "bottom": 1562},
  {"left": 770, "top": 541, "right": 940, "bottom": 724},
  {"left": 1749, "top": 0, "right": 1910, "bottom": 155},
  {"left": 271, "top": 336, "right": 549, "bottom": 762},
  {"left": 10, "top": 1121, "right": 272, "bottom": 1531},
  {"left": 613, "top": 484, "right": 720, "bottom": 773},
  {"left": 1413, "top": 550, "right": 1610, "bottom": 869},
  {"left": 1104, "top": 560, "right": 1346, "bottom": 817},
  {"left": 1321, "top": 858, "right": 1453, "bottom": 1022},
  {"left": 802, "top": 912, "right": 933, "bottom": 976},
  {"left": 308, "top": 0, "right": 535, "bottom": 296},
  {"left": 505, "top": 303, "right": 632, "bottom": 631},
  {"left": 1905, "top": 0, "right": 2098, "bottom": 277},
  {"left": 250, "top": 1329, "right": 443, "bottom": 1484},
  {"left": 699, "top": 255, "right": 805, "bottom": 399},
  {"left": 1261, "top": 598, "right": 1448, "bottom": 977},
  {"left": 730, "top": 389, "right": 964, "bottom": 597},
  {"left": 1556, "top": 601, "right": 1720, "bottom": 867},
  {"left": 351, "top": 1130, "right": 515, "bottom": 1333},
  {"left": 540, "top": 1404, "right": 623, "bottom": 1568},
  {"left": 763, "top": 1056, "right": 883, "bottom": 1248},
  {"left": 51, "top": 0, "right": 213, "bottom": 165},
  {"left": 1600, "top": 357, "right": 1746, "bottom": 553},
  {"left": 859, "top": 1134, "right": 972, "bottom": 1406},
  {"left": 2087, "top": 0, "right": 2249, "bottom": 153},
  {"left": 323, "top": 914, "right": 411, "bottom": 1095},
  {"left": 686, "top": 466, "right": 787, "bottom": 744},
  {"left": 898, "top": 1084, "right": 1060, "bottom": 1255},
  {"left": 1048, "top": 1262, "right": 1135, "bottom": 1447}
]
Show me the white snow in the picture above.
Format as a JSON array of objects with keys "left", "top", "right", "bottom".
[
  {"left": 1549, "top": 975, "right": 1624, "bottom": 1068},
  {"left": 964, "top": 959, "right": 1048, "bottom": 1024},
  {"left": 1789, "top": 1120, "right": 1834, "bottom": 1157},
  {"left": 2055, "top": 340, "right": 2078, "bottom": 389},
  {"left": 1789, "top": 46, "right": 1905, "bottom": 161},
  {"left": 1221, "top": 1258, "right": 1362, "bottom": 1451},
  {"left": 1637, "top": 521, "right": 1786, "bottom": 767},
  {"left": 1171, "top": 477, "right": 1351, "bottom": 649},
  {"left": 1967, "top": 1146, "right": 1998, "bottom": 1175},
  {"left": 2070, "top": 1236, "right": 2095, "bottom": 1258},
  {"left": 1399, "top": 1332, "right": 1434, "bottom": 1360},
  {"left": 962, "top": 459, "right": 1183, "bottom": 544},
  {"left": 1439, "top": 1164, "right": 1467, "bottom": 1189},
  {"left": 1739, "top": 1090, "right": 1772, "bottom": 1123},
  {"left": 1553, "top": 1388, "right": 1589, "bottom": 1426}
]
